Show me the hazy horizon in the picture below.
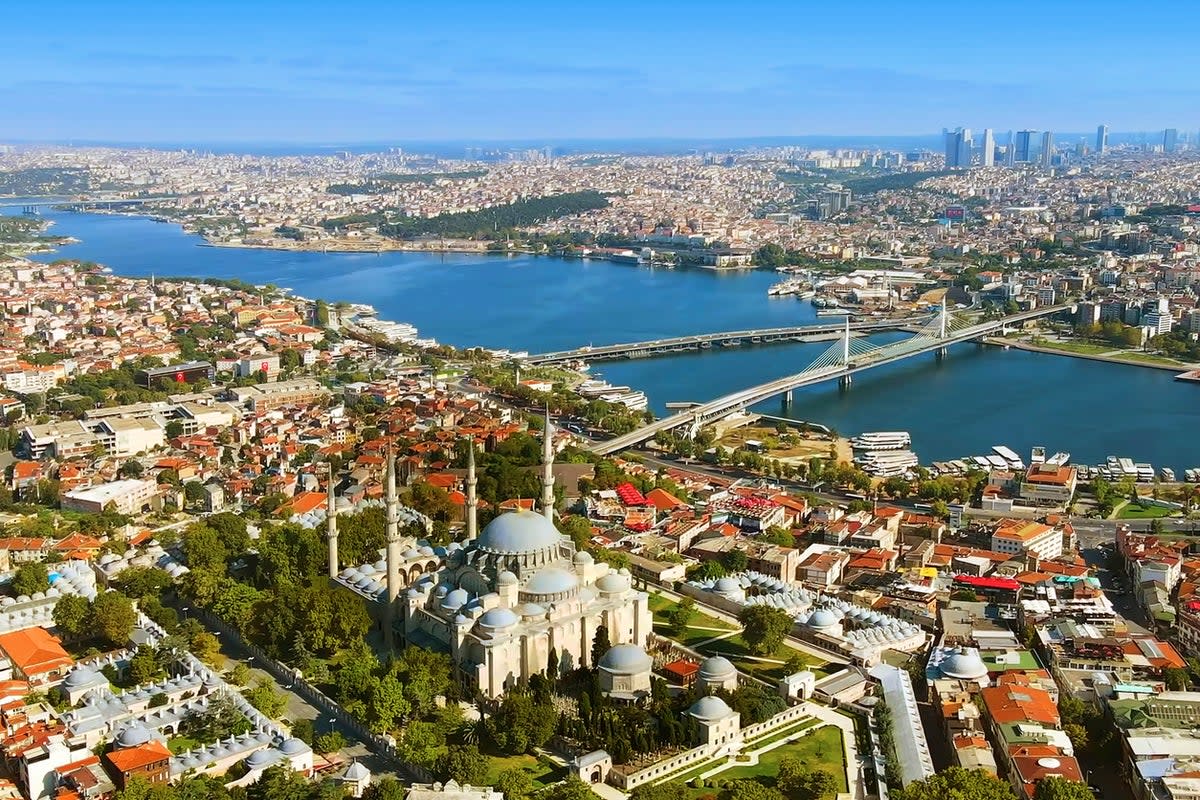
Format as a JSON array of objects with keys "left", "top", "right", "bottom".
[{"left": 6, "top": 0, "right": 1198, "bottom": 143}]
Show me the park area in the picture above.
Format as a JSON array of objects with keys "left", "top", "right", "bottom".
[{"left": 648, "top": 593, "right": 829, "bottom": 680}]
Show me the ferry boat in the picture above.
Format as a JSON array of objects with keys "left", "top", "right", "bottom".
[
  {"left": 1187, "top": 469, "right": 1199, "bottom": 482},
  {"left": 1161, "top": 467, "right": 1176, "bottom": 482},
  {"left": 768, "top": 278, "right": 804, "bottom": 296},
  {"left": 1118, "top": 457, "right": 1137, "bottom": 476},
  {"left": 578, "top": 380, "right": 631, "bottom": 398},
  {"left": 601, "top": 390, "right": 648, "bottom": 411},
  {"left": 797, "top": 289, "right": 817, "bottom": 300},
  {"left": 816, "top": 308, "right": 850, "bottom": 317},
  {"left": 1135, "top": 463, "right": 1155, "bottom": 482},
  {"left": 1030, "top": 446, "right": 1046, "bottom": 465},
  {"left": 854, "top": 450, "right": 920, "bottom": 476},
  {"left": 850, "top": 431, "right": 912, "bottom": 451},
  {"left": 1045, "top": 451, "right": 1071, "bottom": 466}
]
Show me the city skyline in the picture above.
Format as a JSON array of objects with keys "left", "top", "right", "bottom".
[{"left": 6, "top": 0, "right": 1200, "bottom": 143}]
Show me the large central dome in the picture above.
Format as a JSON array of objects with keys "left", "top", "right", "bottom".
[{"left": 476, "top": 510, "right": 563, "bottom": 555}]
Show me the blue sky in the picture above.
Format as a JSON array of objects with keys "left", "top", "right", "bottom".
[{"left": 5, "top": 0, "right": 1196, "bottom": 144}]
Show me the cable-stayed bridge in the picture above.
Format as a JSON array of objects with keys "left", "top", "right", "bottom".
[{"left": 589, "top": 303, "right": 1072, "bottom": 455}]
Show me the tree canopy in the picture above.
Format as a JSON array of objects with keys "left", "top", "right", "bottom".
[{"left": 893, "top": 768, "right": 1018, "bottom": 800}]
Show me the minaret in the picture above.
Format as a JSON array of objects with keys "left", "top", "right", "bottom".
[
  {"left": 384, "top": 448, "right": 401, "bottom": 649},
  {"left": 465, "top": 439, "right": 478, "bottom": 541},
  {"left": 325, "top": 464, "right": 338, "bottom": 578},
  {"left": 541, "top": 408, "right": 555, "bottom": 522}
]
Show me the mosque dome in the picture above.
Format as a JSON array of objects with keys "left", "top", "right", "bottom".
[
  {"left": 714, "top": 577, "right": 742, "bottom": 593},
  {"left": 698, "top": 656, "right": 737, "bottom": 682},
  {"left": 806, "top": 609, "right": 840, "bottom": 630},
  {"left": 940, "top": 647, "right": 989, "bottom": 680},
  {"left": 476, "top": 511, "right": 562, "bottom": 555},
  {"left": 63, "top": 667, "right": 101, "bottom": 689},
  {"left": 688, "top": 696, "right": 735, "bottom": 721},
  {"left": 478, "top": 607, "right": 519, "bottom": 630},
  {"left": 497, "top": 570, "right": 518, "bottom": 586},
  {"left": 518, "top": 602, "right": 547, "bottom": 618},
  {"left": 596, "top": 572, "right": 630, "bottom": 595},
  {"left": 598, "top": 644, "right": 652, "bottom": 676},
  {"left": 279, "top": 738, "right": 311, "bottom": 756},
  {"left": 116, "top": 724, "right": 154, "bottom": 748},
  {"left": 440, "top": 588, "right": 470, "bottom": 612},
  {"left": 523, "top": 567, "right": 579, "bottom": 598},
  {"left": 573, "top": 551, "right": 594, "bottom": 566}
]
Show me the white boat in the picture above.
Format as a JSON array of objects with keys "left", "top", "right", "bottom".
[
  {"left": 601, "top": 390, "right": 648, "bottom": 411},
  {"left": 1161, "top": 467, "right": 1176, "bottom": 482},
  {"left": 797, "top": 289, "right": 816, "bottom": 300},
  {"left": 986, "top": 455, "right": 1009, "bottom": 469},
  {"left": 1118, "top": 457, "right": 1137, "bottom": 475},
  {"left": 1187, "top": 469, "right": 1198, "bottom": 482},
  {"left": 850, "top": 431, "right": 912, "bottom": 451},
  {"left": 1135, "top": 463, "right": 1155, "bottom": 482},
  {"left": 1045, "top": 451, "right": 1071, "bottom": 467},
  {"left": 971, "top": 456, "right": 992, "bottom": 469},
  {"left": 1030, "top": 446, "right": 1046, "bottom": 465},
  {"left": 992, "top": 446, "right": 1024, "bottom": 470}
]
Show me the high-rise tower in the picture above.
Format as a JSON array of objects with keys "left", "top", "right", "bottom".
[
  {"left": 982, "top": 129, "right": 996, "bottom": 167},
  {"left": 1096, "top": 124, "right": 1109, "bottom": 155}
]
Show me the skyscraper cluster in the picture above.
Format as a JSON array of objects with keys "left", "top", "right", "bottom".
[{"left": 947, "top": 123, "right": 1189, "bottom": 170}]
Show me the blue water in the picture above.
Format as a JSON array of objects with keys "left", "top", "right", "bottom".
[{"left": 10, "top": 208, "right": 1200, "bottom": 471}]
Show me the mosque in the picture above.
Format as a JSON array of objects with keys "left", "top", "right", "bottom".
[{"left": 331, "top": 417, "right": 653, "bottom": 698}]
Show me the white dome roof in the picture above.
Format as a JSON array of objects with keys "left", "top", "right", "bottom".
[
  {"left": 698, "top": 656, "right": 737, "bottom": 681},
  {"left": 714, "top": 577, "right": 741, "bottom": 593},
  {"left": 477, "top": 511, "right": 562, "bottom": 555},
  {"left": 497, "top": 570, "right": 518, "bottom": 586},
  {"left": 689, "top": 695, "right": 735, "bottom": 721},
  {"left": 807, "top": 609, "right": 840, "bottom": 629},
  {"left": 596, "top": 573, "right": 630, "bottom": 594},
  {"left": 63, "top": 667, "right": 101, "bottom": 688},
  {"left": 941, "top": 647, "right": 989, "bottom": 680},
  {"left": 518, "top": 602, "right": 546, "bottom": 618},
  {"left": 440, "top": 588, "right": 470, "bottom": 611},
  {"left": 279, "top": 738, "right": 311, "bottom": 756},
  {"left": 598, "top": 644, "right": 652, "bottom": 675},
  {"left": 524, "top": 567, "right": 579, "bottom": 597},
  {"left": 478, "top": 607, "right": 519, "bottom": 629},
  {"left": 116, "top": 724, "right": 154, "bottom": 748}
]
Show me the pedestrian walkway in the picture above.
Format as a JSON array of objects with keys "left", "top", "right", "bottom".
[{"left": 805, "top": 704, "right": 864, "bottom": 800}]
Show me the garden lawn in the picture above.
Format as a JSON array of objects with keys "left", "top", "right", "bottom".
[
  {"left": 1118, "top": 503, "right": 1178, "bottom": 520},
  {"left": 695, "top": 633, "right": 828, "bottom": 680},
  {"left": 168, "top": 736, "right": 200, "bottom": 755},
  {"left": 481, "top": 750, "right": 562, "bottom": 789},
  {"left": 649, "top": 594, "right": 738, "bottom": 648},
  {"left": 717, "top": 725, "right": 847, "bottom": 793}
]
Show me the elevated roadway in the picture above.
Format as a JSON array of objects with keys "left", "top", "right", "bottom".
[
  {"left": 590, "top": 303, "right": 1072, "bottom": 455},
  {"left": 525, "top": 318, "right": 923, "bottom": 364}
]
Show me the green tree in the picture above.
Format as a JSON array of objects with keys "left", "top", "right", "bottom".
[
  {"left": 485, "top": 691, "right": 557, "bottom": 754},
  {"left": 182, "top": 524, "right": 227, "bottom": 571},
  {"left": 116, "top": 566, "right": 173, "bottom": 600},
  {"left": 1032, "top": 776, "right": 1094, "bottom": 800},
  {"left": 667, "top": 597, "right": 695, "bottom": 635},
  {"left": 495, "top": 768, "right": 534, "bottom": 800},
  {"left": 191, "top": 631, "right": 223, "bottom": 667},
  {"left": 364, "top": 778, "right": 406, "bottom": 800},
  {"left": 228, "top": 663, "right": 252, "bottom": 686},
  {"left": 119, "top": 459, "right": 145, "bottom": 478},
  {"left": 244, "top": 679, "right": 288, "bottom": 719},
  {"left": 129, "top": 646, "right": 163, "bottom": 685},
  {"left": 89, "top": 591, "right": 137, "bottom": 647},
  {"left": 1165, "top": 666, "right": 1190, "bottom": 691},
  {"left": 591, "top": 625, "right": 611, "bottom": 667},
  {"left": 314, "top": 730, "right": 348, "bottom": 755},
  {"left": 894, "top": 767, "right": 1018, "bottom": 800},
  {"left": 52, "top": 594, "right": 90, "bottom": 638},
  {"left": 629, "top": 784, "right": 690, "bottom": 800},
  {"left": 726, "top": 780, "right": 787, "bottom": 800},
  {"left": 165, "top": 421, "right": 184, "bottom": 439},
  {"left": 437, "top": 744, "right": 490, "bottom": 784},
  {"left": 739, "top": 605, "right": 793, "bottom": 656},
  {"left": 539, "top": 776, "right": 601, "bottom": 800},
  {"left": 11, "top": 563, "right": 48, "bottom": 596},
  {"left": 368, "top": 674, "right": 410, "bottom": 734}
]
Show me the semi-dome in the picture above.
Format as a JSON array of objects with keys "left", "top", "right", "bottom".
[
  {"left": 688, "top": 695, "right": 735, "bottom": 721},
  {"left": 698, "top": 656, "right": 737, "bottom": 681},
  {"left": 518, "top": 602, "right": 546, "bottom": 618},
  {"left": 523, "top": 567, "right": 579, "bottom": 597},
  {"left": 476, "top": 511, "right": 562, "bottom": 555},
  {"left": 116, "top": 724, "right": 154, "bottom": 748},
  {"left": 940, "top": 647, "right": 989, "bottom": 680},
  {"left": 806, "top": 609, "right": 840, "bottom": 629},
  {"left": 598, "top": 644, "right": 652, "bottom": 676},
  {"left": 478, "top": 607, "right": 519, "bottom": 630}
]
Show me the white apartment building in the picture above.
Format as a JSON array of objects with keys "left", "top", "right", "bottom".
[{"left": 990, "top": 520, "right": 1064, "bottom": 561}]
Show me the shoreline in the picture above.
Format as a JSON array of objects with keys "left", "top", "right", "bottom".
[{"left": 983, "top": 336, "right": 1198, "bottom": 374}]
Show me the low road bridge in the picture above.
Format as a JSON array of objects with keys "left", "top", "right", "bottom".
[
  {"left": 589, "top": 303, "right": 1073, "bottom": 455},
  {"left": 525, "top": 318, "right": 923, "bottom": 365},
  {"left": 2, "top": 197, "right": 177, "bottom": 214}
]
